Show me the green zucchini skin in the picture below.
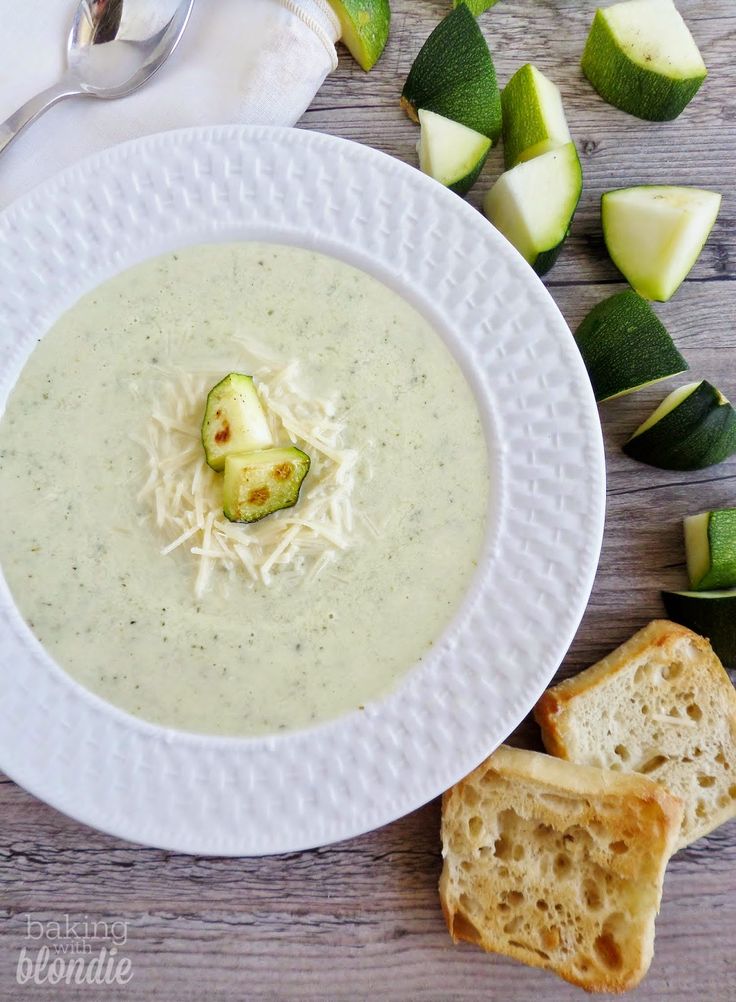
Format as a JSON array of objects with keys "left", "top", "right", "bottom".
[
  {"left": 575, "top": 291, "right": 688, "bottom": 402},
  {"left": 698, "top": 511, "right": 736, "bottom": 591},
  {"left": 452, "top": 0, "right": 500, "bottom": 13},
  {"left": 623, "top": 381, "right": 736, "bottom": 470},
  {"left": 447, "top": 153, "right": 489, "bottom": 196},
  {"left": 581, "top": 10, "right": 706, "bottom": 122},
  {"left": 532, "top": 235, "right": 567, "bottom": 278},
  {"left": 327, "top": 0, "right": 391, "bottom": 72},
  {"left": 662, "top": 589, "right": 736, "bottom": 669},
  {"left": 401, "top": 4, "right": 502, "bottom": 141},
  {"left": 223, "top": 447, "right": 311, "bottom": 524}
]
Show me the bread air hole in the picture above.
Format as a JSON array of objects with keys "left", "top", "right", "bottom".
[
  {"left": 502, "top": 915, "right": 523, "bottom": 935},
  {"left": 594, "top": 931, "right": 623, "bottom": 971},
  {"left": 687, "top": 703, "right": 703, "bottom": 722},
  {"left": 640, "top": 754, "right": 668, "bottom": 774},
  {"left": 609, "top": 840, "right": 629, "bottom": 855},
  {"left": 536, "top": 899, "right": 548, "bottom": 911},
  {"left": 697, "top": 774, "right": 716, "bottom": 788},
  {"left": 462, "top": 785, "right": 480, "bottom": 807},
  {"left": 715, "top": 750, "right": 729, "bottom": 769},
  {"left": 729, "top": 785, "right": 736, "bottom": 800},
  {"left": 613, "top": 744, "right": 630, "bottom": 762},
  {"left": 583, "top": 880, "right": 603, "bottom": 910},
  {"left": 661, "top": 662, "right": 683, "bottom": 681},
  {"left": 695, "top": 800, "right": 707, "bottom": 819},
  {"left": 493, "top": 834, "right": 511, "bottom": 860},
  {"left": 453, "top": 910, "right": 482, "bottom": 945},
  {"left": 634, "top": 662, "right": 653, "bottom": 685},
  {"left": 554, "top": 853, "right": 572, "bottom": 877},
  {"left": 505, "top": 890, "right": 524, "bottom": 907},
  {"left": 468, "top": 815, "right": 483, "bottom": 838}
]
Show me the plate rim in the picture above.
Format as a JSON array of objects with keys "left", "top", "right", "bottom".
[{"left": 0, "top": 125, "right": 605, "bottom": 854}]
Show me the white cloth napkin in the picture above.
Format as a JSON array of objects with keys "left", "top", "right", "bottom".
[{"left": 0, "top": 0, "right": 339, "bottom": 207}]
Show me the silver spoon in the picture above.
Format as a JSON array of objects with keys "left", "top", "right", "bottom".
[{"left": 0, "top": 0, "right": 195, "bottom": 157}]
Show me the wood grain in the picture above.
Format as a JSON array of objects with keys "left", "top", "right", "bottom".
[{"left": 1, "top": 1, "right": 735, "bottom": 999}]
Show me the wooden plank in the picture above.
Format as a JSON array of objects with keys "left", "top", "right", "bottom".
[{"left": 1, "top": 1, "right": 734, "bottom": 999}]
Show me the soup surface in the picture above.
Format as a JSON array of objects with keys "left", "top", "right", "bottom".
[{"left": 0, "top": 243, "right": 489, "bottom": 736}]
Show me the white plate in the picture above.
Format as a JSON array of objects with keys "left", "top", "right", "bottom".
[{"left": 0, "top": 126, "right": 605, "bottom": 855}]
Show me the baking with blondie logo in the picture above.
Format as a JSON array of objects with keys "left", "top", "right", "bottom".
[{"left": 16, "top": 914, "right": 133, "bottom": 987}]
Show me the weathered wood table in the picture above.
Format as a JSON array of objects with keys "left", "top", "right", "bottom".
[{"left": 1, "top": 1, "right": 734, "bottom": 998}]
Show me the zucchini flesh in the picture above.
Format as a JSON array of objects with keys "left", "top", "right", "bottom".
[
  {"left": 401, "top": 4, "right": 502, "bottom": 141},
  {"left": 624, "top": 381, "right": 736, "bottom": 470},
  {"left": 223, "top": 447, "right": 310, "bottom": 524},
  {"left": 201, "top": 373, "right": 273, "bottom": 472},
  {"left": 574, "top": 290, "right": 688, "bottom": 402},
  {"left": 685, "top": 509, "right": 736, "bottom": 591},
  {"left": 418, "top": 109, "right": 491, "bottom": 195},
  {"left": 662, "top": 588, "right": 736, "bottom": 669}
]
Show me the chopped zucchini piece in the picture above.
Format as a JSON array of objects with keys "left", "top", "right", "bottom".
[
  {"left": 502, "top": 64, "right": 572, "bottom": 169},
  {"left": 452, "top": 0, "right": 500, "bottom": 12},
  {"left": 685, "top": 509, "right": 736, "bottom": 591},
  {"left": 601, "top": 185, "right": 721, "bottom": 302},
  {"left": 662, "top": 588, "right": 736, "bottom": 669},
  {"left": 327, "top": 0, "right": 391, "bottom": 72},
  {"left": 623, "top": 380, "right": 736, "bottom": 470},
  {"left": 483, "top": 142, "right": 582, "bottom": 277},
  {"left": 401, "top": 4, "right": 502, "bottom": 142},
  {"left": 223, "top": 447, "right": 310, "bottom": 524},
  {"left": 201, "top": 373, "right": 273, "bottom": 472},
  {"left": 417, "top": 109, "right": 491, "bottom": 195},
  {"left": 582, "top": 0, "right": 707, "bottom": 122},
  {"left": 574, "top": 290, "right": 688, "bottom": 402}
]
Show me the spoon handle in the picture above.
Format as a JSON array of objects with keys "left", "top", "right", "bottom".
[{"left": 0, "top": 75, "right": 84, "bottom": 157}]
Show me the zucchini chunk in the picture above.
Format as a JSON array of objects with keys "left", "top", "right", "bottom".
[
  {"left": 223, "top": 447, "right": 310, "bottom": 524},
  {"left": 574, "top": 290, "right": 688, "bottom": 402},
  {"left": 327, "top": 0, "right": 390, "bottom": 72},
  {"left": 582, "top": 0, "right": 707, "bottom": 122},
  {"left": 401, "top": 4, "right": 502, "bottom": 142},
  {"left": 662, "top": 589, "right": 736, "bottom": 669},
  {"left": 201, "top": 373, "right": 273, "bottom": 472},
  {"left": 601, "top": 185, "right": 721, "bottom": 302},
  {"left": 417, "top": 109, "right": 492, "bottom": 196},
  {"left": 483, "top": 142, "right": 582, "bottom": 277},
  {"left": 502, "top": 64, "right": 572, "bottom": 170},
  {"left": 623, "top": 381, "right": 736, "bottom": 470},
  {"left": 685, "top": 510, "right": 736, "bottom": 592}
]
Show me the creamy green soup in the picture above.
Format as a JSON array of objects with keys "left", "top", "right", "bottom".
[{"left": 0, "top": 243, "right": 489, "bottom": 736}]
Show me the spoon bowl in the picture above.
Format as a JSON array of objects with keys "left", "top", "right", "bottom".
[
  {"left": 0, "top": 0, "right": 195, "bottom": 156},
  {"left": 68, "top": 0, "right": 194, "bottom": 99}
]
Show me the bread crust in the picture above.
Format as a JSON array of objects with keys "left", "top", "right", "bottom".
[
  {"left": 534, "top": 620, "right": 736, "bottom": 848},
  {"left": 440, "top": 745, "right": 683, "bottom": 994}
]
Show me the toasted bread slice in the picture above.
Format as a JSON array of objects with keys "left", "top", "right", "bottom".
[
  {"left": 535, "top": 620, "right": 736, "bottom": 850},
  {"left": 440, "top": 745, "right": 682, "bottom": 994}
]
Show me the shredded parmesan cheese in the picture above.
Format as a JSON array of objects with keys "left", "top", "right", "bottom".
[{"left": 132, "top": 341, "right": 360, "bottom": 598}]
